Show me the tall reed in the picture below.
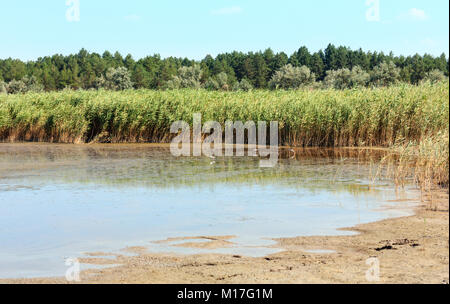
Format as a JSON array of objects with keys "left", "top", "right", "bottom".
[
  {"left": 380, "top": 129, "right": 449, "bottom": 208},
  {"left": 1, "top": 82, "right": 447, "bottom": 146}
]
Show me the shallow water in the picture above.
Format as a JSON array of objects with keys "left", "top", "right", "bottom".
[{"left": 0, "top": 144, "right": 418, "bottom": 278}]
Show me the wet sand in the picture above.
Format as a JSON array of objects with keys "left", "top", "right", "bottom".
[{"left": 2, "top": 191, "right": 447, "bottom": 284}]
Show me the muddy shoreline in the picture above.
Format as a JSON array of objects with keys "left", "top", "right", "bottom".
[{"left": 2, "top": 191, "right": 447, "bottom": 284}]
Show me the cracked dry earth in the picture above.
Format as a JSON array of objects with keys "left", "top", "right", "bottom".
[{"left": 2, "top": 194, "right": 448, "bottom": 284}]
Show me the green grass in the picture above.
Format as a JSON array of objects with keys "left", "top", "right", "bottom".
[{"left": 0, "top": 82, "right": 448, "bottom": 147}]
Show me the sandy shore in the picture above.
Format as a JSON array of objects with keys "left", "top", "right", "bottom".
[{"left": 1, "top": 192, "right": 448, "bottom": 284}]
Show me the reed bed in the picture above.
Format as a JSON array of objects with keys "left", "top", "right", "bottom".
[
  {"left": 379, "top": 129, "right": 449, "bottom": 208},
  {"left": 0, "top": 82, "right": 448, "bottom": 147}
]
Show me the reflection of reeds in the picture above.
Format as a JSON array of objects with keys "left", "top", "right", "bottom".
[
  {"left": 379, "top": 131, "right": 449, "bottom": 210},
  {"left": 0, "top": 143, "right": 386, "bottom": 198},
  {"left": 0, "top": 83, "right": 448, "bottom": 147}
]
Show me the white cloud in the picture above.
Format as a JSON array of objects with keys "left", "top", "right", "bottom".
[
  {"left": 404, "top": 8, "right": 428, "bottom": 21},
  {"left": 211, "top": 6, "right": 242, "bottom": 16},
  {"left": 124, "top": 14, "right": 141, "bottom": 22}
]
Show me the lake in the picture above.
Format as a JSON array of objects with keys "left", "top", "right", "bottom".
[{"left": 0, "top": 144, "right": 418, "bottom": 278}]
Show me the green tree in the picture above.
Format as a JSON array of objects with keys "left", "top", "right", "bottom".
[
  {"left": 435, "top": 53, "right": 449, "bottom": 76},
  {"left": 324, "top": 66, "right": 369, "bottom": 89},
  {"left": 421, "top": 69, "right": 447, "bottom": 84},
  {"left": 6, "top": 79, "right": 27, "bottom": 94},
  {"left": 310, "top": 52, "right": 325, "bottom": 80},
  {"left": 96, "top": 67, "right": 134, "bottom": 90},
  {"left": 204, "top": 78, "right": 220, "bottom": 90},
  {"left": 270, "top": 52, "right": 289, "bottom": 77},
  {"left": 22, "top": 75, "right": 44, "bottom": 92},
  {"left": 166, "top": 65, "right": 202, "bottom": 89},
  {"left": 263, "top": 48, "right": 275, "bottom": 77},
  {"left": 158, "top": 59, "right": 178, "bottom": 88},
  {"left": 409, "top": 54, "right": 426, "bottom": 84},
  {"left": 0, "top": 81, "right": 7, "bottom": 94},
  {"left": 232, "top": 78, "right": 253, "bottom": 91},
  {"left": 215, "top": 72, "right": 229, "bottom": 90},
  {"left": 252, "top": 53, "right": 269, "bottom": 88},
  {"left": 131, "top": 64, "right": 151, "bottom": 89},
  {"left": 296, "top": 47, "right": 312, "bottom": 68},
  {"left": 269, "top": 64, "right": 315, "bottom": 89},
  {"left": 324, "top": 44, "right": 339, "bottom": 71},
  {"left": 371, "top": 61, "right": 400, "bottom": 87}
]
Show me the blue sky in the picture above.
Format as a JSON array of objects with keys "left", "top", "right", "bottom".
[{"left": 1, "top": 0, "right": 448, "bottom": 61}]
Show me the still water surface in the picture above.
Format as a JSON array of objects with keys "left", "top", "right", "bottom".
[{"left": 0, "top": 144, "right": 418, "bottom": 278}]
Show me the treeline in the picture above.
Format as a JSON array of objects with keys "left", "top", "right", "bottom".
[{"left": 0, "top": 44, "right": 448, "bottom": 92}]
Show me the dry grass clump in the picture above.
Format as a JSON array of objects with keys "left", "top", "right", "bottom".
[{"left": 380, "top": 130, "right": 449, "bottom": 209}]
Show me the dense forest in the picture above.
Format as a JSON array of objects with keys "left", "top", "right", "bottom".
[{"left": 0, "top": 44, "right": 448, "bottom": 92}]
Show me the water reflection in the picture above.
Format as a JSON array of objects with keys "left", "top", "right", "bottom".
[{"left": 1, "top": 144, "right": 389, "bottom": 192}]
